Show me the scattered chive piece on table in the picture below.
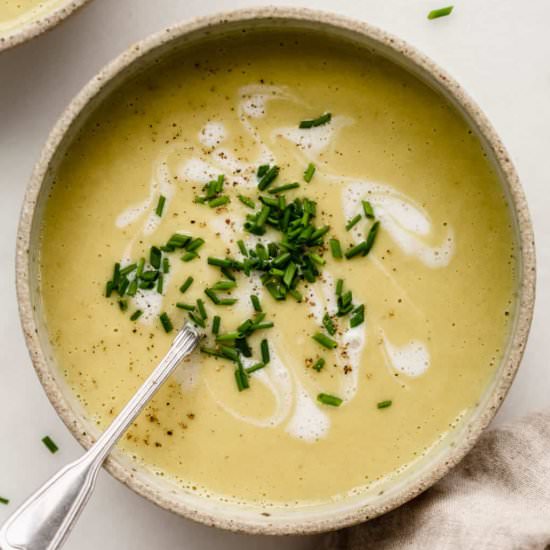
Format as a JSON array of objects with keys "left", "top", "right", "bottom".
[
  {"left": 130, "top": 310, "right": 143, "bottom": 321},
  {"left": 299, "top": 112, "right": 332, "bottom": 129},
  {"left": 212, "top": 315, "right": 221, "bottom": 335},
  {"left": 427, "top": 5, "right": 453, "bottom": 19},
  {"left": 329, "top": 238, "right": 343, "bottom": 259},
  {"left": 0, "top": 497, "right": 9, "bottom": 505},
  {"left": 42, "top": 436, "right": 59, "bottom": 454},
  {"left": 304, "top": 163, "right": 316, "bottom": 183},
  {"left": 362, "top": 200, "right": 375, "bottom": 219},
  {"left": 345, "top": 214, "right": 362, "bottom": 231},
  {"left": 159, "top": 312, "right": 173, "bottom": 333},
  {"left": 312, "top": 357, "right": 325, "bottom": 372},
  {"left": 312, "top": 332, "right": 338, "bottom": 349},
  {"left": 179, "top": 277, "right": 193, "bottom": 293},
  {"left": 377, "top": 400, "right": 393, "bottom": 409},
  {"left": 317, "top": 393, "right": 342, "bottom": 407},
  {"left": 155, "top": 195, "right": 166, "bottom": 216}
]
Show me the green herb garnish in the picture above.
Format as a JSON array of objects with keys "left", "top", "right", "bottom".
[
  {"left": 155, "top": 195, "right": 166, "bottom": 217},
  {"left": 312, "top": 357, "right": 325, "bottom": 372},
  {"left": 362, "top": 200, "right": 375, "bottom": 219},
  {"left": 130, "top": 309, "right": 143, "bottom": 321},
  {"left": 427, "top": 5, "right": 453, "bottom": 19},
  {"left": 238, "top": 195, "right": 255, "bottom": 209},
  {"left": 42, "top": 436, "right": 58, "bottom": 454},
  {"left": 159, "top": 312, "right": 173, "bottom": 333},
  {"left": 317, "top": 393, "right": 342, "bottom": 407},
  {"left": 212, "top": 315, "right": 221, "bottom": 335},
  {"left": 377, "top": 400, "right": 393, "bottom": 409},
  {"left": 312, "top": 332, "right": 338, "bottom": 349},
  {"left": 0, "top": 497, "right": 9, "bottom": 505},
  {"left": 345, "top": 214, "right": 362, "bottom": 231},
  {"left": 304, "top": 163, "right": 316, "bottom": 183},
  {"left": 299, "top": 113, "right": 332, "bottom": 129},
  {"left": 329, "top": 238, "right": 343, "bottom": 259},
  {"left": 179, "top": 277, "right": 193, "bottom": 293}
]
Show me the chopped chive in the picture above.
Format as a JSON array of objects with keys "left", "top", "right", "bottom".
[
  {"left": 289, "top": 288, "right": 303, "bottom": 302},
  {"left": 126, "top": 279, "right": 138, "bottom": 297},
  {"left": 238, "top": 195, "right": 255, "bottom": 209},
  {"left": 0, "top": 497, "right": 9, "bottom": 505},
  {"left": 335, "top": 279, "right": 344, "bottom": 296},
  {"left": 344, "top": 241, "right": 369, "bottom": 259},
  {"left": 186, "top": 237, "right": 205, "bottom": 252},
  {"left": 317, "top": 393, "right": 342, "bottom": 407},
  {"left": 176, "top": 302, "right": 195, "bottom": 311},
  {"left": 323, "top": 313, "right": 336, "bottom": 336},
  {"left": 118, "top": 300, "right": 128, "bottom": 312},
  {"left": 312, "top": 332, "right": 337, "bottom": 349},
  {"left": 218, "top": 298, "right": 238, "bottom": 306},
  {"left": 208, "top": 195, "right": 230, "bottom": 208},
  {"left": 167, "top": 233, "right": 191, "bottom": 249},
  {"left": 212, "top": 280, "right": 237, "bottom": 291},
  {"left": 197, "top": 299, "right": 207, "bottom": 320},
  {"left": 130, "top": 310, "right": 143, "bottom": 321},
  {"left": 159, "top": 312, "right": 173, "bottom": 333},
  {"left": 329, "top": 238, "right": 343, "bottom": 259},
  {"left": 212, "top": 315, "right": 221, "bottom": 335},
  {"left": 345, "top": 214, "right": 362, "bottom": 231},
  {"left": 427, "top": 5, "right": 453, "bottom": 19},
  {"left": 204, "top": 288, "right": 221, "bottom": 305},
  {"left": 155, "top": 195, "right": 166, "bottom": 216},
  {"left": 207, "top": 257, "right": 233, "bottom": 268},
  {"left": 312, "top": 357, "right": 325, "bottom": 372},
  {"left": 363, "top": 221, "right": 380, "bottom": 256},
  {"left": 309, "top": 253, "right": 325, "bottom": 266},
  {"left": 362, "top": 200, "right": 375, "bottom": 219},
  {"left": 189, "top": 312, "right": 205, "bottom": 328},
  {"left": 162, "top": 257, "right": 170, "bottom": 274},
  {"left": 179, "top": 277, "right": 193, "bottom": 293},
  {"left": 112, "top": 262, "right": 120, "bottom": 287},
  {"left": 257, "top": 164, "right": 269, "bottom": 178},
  {"left": 150, "top": 246, "right": 162, "bottom": 269},
  {"left": 120, "top": 263, "right": 137, "bottom": 276},
  {"left": 42, "top": 436, "right": 58, "bottom": 454},
  {"left": 200, "top": 346, "right": 224, "bottom": 359},
  {"left": 253, "top": 321, "right": 274, "bottom": 330},
  {"left": 260, "top": 339, "right": 270, "bottom": 364},
  {"left": 221, "top": 266, "right": 236, "bottom": 281},
  {"left": 250, "top": 294, "right": 262, "bottom": 312},
  {"left": 258, "top": 165, "right": 280, "bottom": 191},
  {"left": 157, "top": 273, "right": 164, "bottom": 294},
  {"left": 235, "top": 363, "right": 250, "bottom": 391},
  {"left": 105, "top": 280, "right": 114, "bottom": 298},
  {"left": 304, "top": 163, "right": 316, "bottom": 183},
  {"left": 237, "top": 239, "right": 248, "bottom": 256},
  {"left": 216, "top": 332, "right": 240, "bottom": 342},
  {"left": 181, "top": 252, "right": 198, "bottom": 262},
  {"left": 136, "top": 257, "right": 145, "bottom": 277},
  {"left": 350, "top": 304, "right": 365, "bottom": 328},
  {"left": 377, "top": 400, "right": 393, "bottom": 409},
  {"left": 256, "top": 205, "right": 270, "bottom": 229},
  {"left": 283, "top": 262, "right": 297, "bottom": 287},
  {"left": 299, "top": 113, "right": 332, "bottom": 129},
  {"left": 267, "top": 182, "right": 300, "bottom": 195},
  {"left": 220, "top": 346, "right": 240, "bottom": 361},
  {"left": 245, "top": 362, "right": 266, "bottom": 374}
]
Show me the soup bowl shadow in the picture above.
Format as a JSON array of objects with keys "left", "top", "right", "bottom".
[{"left": 15, "top": 7, "right": 536, "bottom": 535}]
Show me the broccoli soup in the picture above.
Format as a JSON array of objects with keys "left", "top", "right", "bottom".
[{"left": 39, "top": 31, "right": 517, "bottom": 506}]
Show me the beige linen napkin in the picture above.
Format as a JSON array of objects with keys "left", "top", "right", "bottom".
[{"left": 324, "top": 410, "right": 550, "bottom": 550}]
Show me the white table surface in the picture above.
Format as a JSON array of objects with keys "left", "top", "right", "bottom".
[{"left": 0, "top": 0, "right": 548, "bottom": 548}]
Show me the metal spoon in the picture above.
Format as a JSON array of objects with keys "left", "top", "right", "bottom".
[{"left": 0, "top": 324, "right": 200, "bottom": 550}]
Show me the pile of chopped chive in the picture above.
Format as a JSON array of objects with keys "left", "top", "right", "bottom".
[{"left": 103, "top": 112, "right": 382, "bottom": 398}]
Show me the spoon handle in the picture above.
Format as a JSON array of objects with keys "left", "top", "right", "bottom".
[{"left": 0, "top": 325, "right": 199, "bottom": 550}]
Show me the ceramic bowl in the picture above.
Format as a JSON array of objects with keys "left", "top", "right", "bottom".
[
  {"left": 0, "top": 0, "right": 90, "bottom": 52},
  {"left": 16, "top": 7, "right": 536, "bottom": 535}
]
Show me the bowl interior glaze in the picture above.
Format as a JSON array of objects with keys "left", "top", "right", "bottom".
[{"left": 16, "top": 8, "right": 535, "bottom": 535}]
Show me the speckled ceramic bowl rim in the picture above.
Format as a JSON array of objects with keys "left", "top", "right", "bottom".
[
  {"left": 16, "top": 7, "right": 536, "bottom": 536},
  {"left": 0, "top": 0, "right": 90, "bottom": 53}
]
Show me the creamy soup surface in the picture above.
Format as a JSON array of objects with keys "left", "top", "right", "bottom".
[
  {"left": 40, "top": 32, "right": 517, "bottom": 506},
  {"left": 0, "top": 0, "right": 61, "bottom": 33}
]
